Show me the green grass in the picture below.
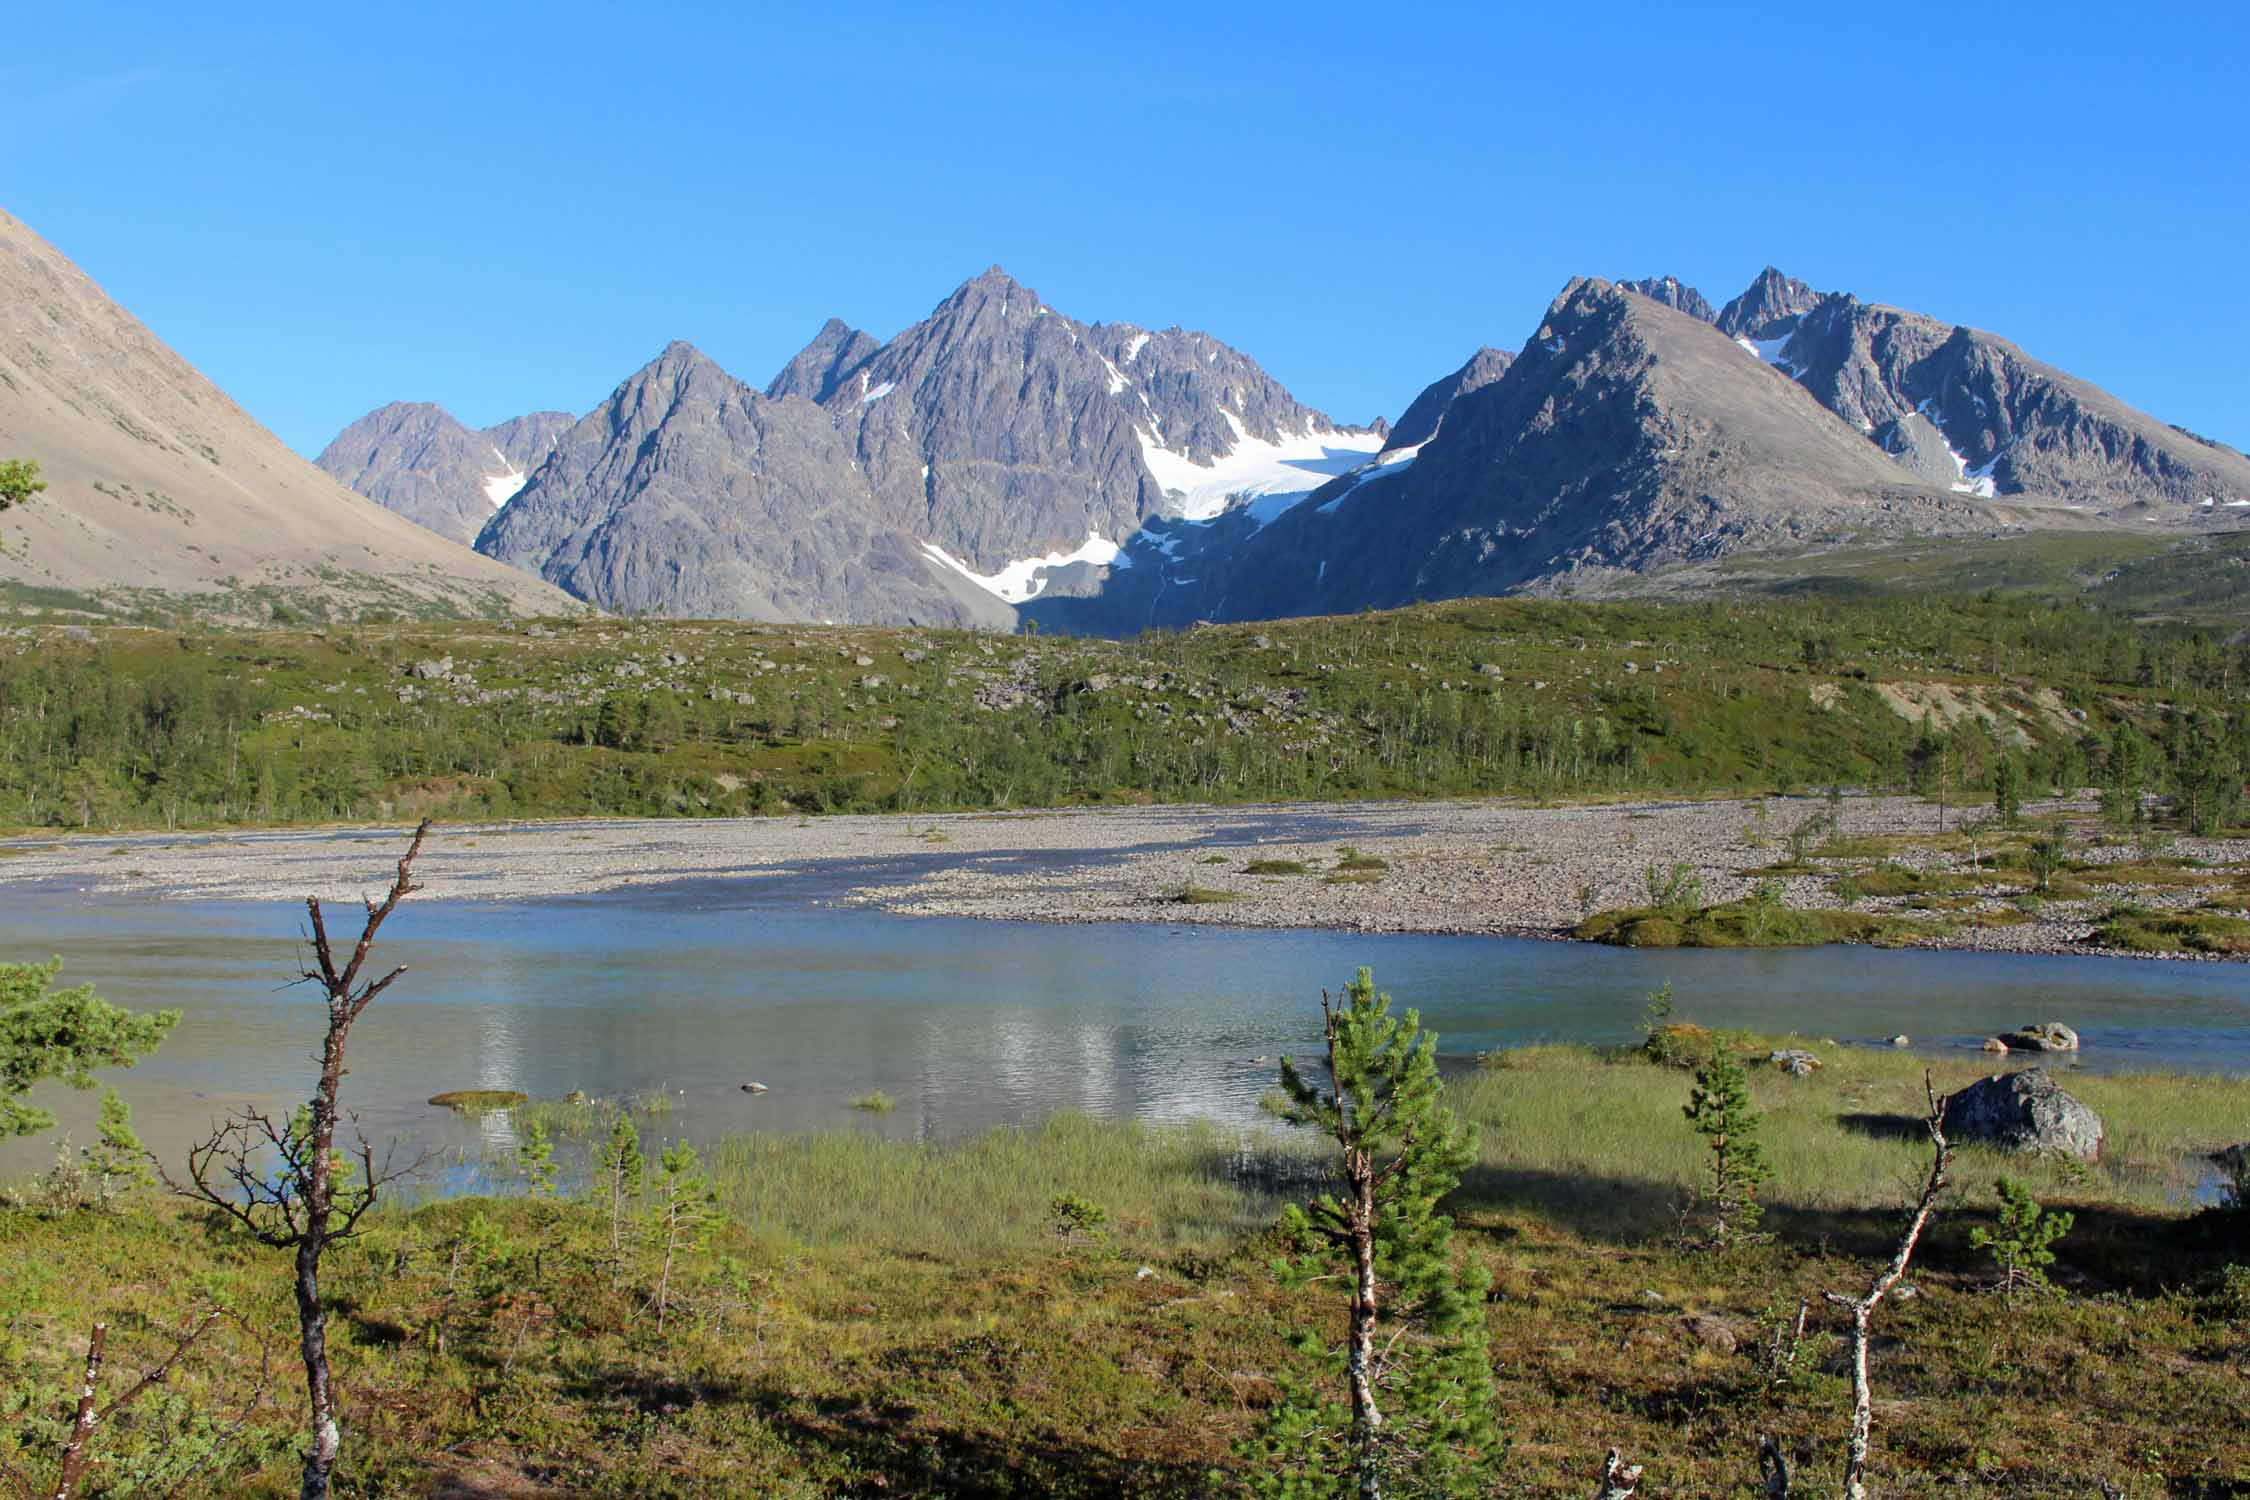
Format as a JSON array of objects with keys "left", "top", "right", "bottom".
[
  {"left": 1241, "top": 858, "right": 1310, "bottom": 875},
  {"left": 1174, "top": 884, "right": 1242, "bottom": 905},
  {"left": 1332, "top": 846, "right": 1389, "bottom": 872},
  {"left": 847, "top": 1090, "right": 896, "bottom": 1115},
  {"left": 2087, "top": 904, "right": 2250, "bottom": 955}
]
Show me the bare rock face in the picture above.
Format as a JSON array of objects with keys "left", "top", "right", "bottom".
[
  {"left": 1711, "top": 269, "right": 2250, "bottom": 512},
  {"left": 1619, "top": 275, "right": 1717, "bottom": 323},
  {"left": 1381, "top": 346, "right": 1513, "bottom": 454},
  {"left": 1942, "top": 1070, "right": 2104, "bottom": 1160},
  {"left": 475, "top": 342, "right": 1013, "bottom": 628},
  {"left": 785, "top": 266, "right": 1376, "bottom": 578},
  {"left": 1110, "top": 278, "right": 1980, "bottom": 626},
  {"left": 317, "top": 402, "right": 573, "bottom": 545}
]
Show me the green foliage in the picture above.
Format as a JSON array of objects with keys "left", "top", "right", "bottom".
[
  {"left": 1683, "top": 1046, "right": 1771, "bottom": 1246},
  {"left": 515, "top": 1116, "right": 558, "bottom": 1196},
  {"left": 1969, "top": 1176, "right": 2075, "bottom": 1301},
  {"left": 0, "top": 958, "right": 178, "bottom": 1138},
  {"left": 2025, "top": 824, "right": 2071, "bottom": 894},
  {"left": 1248, "top": 968, "right": 1500, "bottom": 1497},
  {"left": 1642, "top": 860, "right": 1703, "bottom": 915},
  {"left": 1993, "top": 754, "right": 2022, "bottom": 827},
  {"left": 849, "top": 1089, "right": 896, "bottom": 1114},
  {"left": 0, "top": 457, "right": 44, "bottom": 514},
  {"left": 84, "top": 1086, "right": 153, "bottom": 1202},
  {"left": 0, "top": 589, "right": 2230, "bottom": 834},
  {"left": 1048, "top": 1192, "right": 1109, "bottom": 1244}
]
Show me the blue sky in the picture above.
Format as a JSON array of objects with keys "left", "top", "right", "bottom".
[{"left": 6, "top": 0, "right": 2244, "bottom": 455}]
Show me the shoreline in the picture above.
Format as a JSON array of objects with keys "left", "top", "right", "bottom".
[{"left": 6, "top": 794, "right": 2248, "bottom": 962}]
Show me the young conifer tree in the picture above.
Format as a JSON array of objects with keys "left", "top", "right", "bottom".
[
  {"left": 1243, "top": 967, "right": 1500, "bottom": 1500},
  {"left": 1684, "top": 1046, "right": 1771, "bottom": 1247}
]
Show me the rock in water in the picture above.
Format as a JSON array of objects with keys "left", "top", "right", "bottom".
[
  {"left": 1982, "top": 1037, "right": 2010, "bottom": 1054},
  {"left": 740, "top": 1081, "right": 770, "bottom": 1094},
  {"left": 2001, "top": 1021, "right": 2080, "bottom": 1052},
  {"left": 1889, "top": 1034, "right": 1911, "bottom": 1047},
  {"left": 1942, "top": 1070, "right": 2104, "bottom": 1160}
]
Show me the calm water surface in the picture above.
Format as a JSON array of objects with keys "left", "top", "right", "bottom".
[{"left": 5, "top": 877, "right": 2248, "bottom": 1174}]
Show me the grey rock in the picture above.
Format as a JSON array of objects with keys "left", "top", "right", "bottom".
[
  {"left": 1769, "top": 1048, "right": 1821, "bottom": 1077},
  {"left": 1715, "top": 266, "right": 1826, "bottom": 340},
  {"left": 1983, "top": 1036, "right": 2010, "bottom": 1054},
  {"left": 316, "top": 401, "right": 573, "bottom": 545},
  {"left": 2001, "top": 1022, "right": 2080, "bottom": 1053},
  {"left": 1046, "top": 278, "right": 1984, "bottom": 632},
  {"left": 1381, "top": 346, "right": 1514, "bottom": 453},
  {"left": 764, "top": 317, "right": 882, "bottom": 404},
  {"left": 1942, "top": 1069, "right": 2104, "bottom": 1160},
  {"left": 476, "top": 341, "right": 1015, "bottom": 629},
  {"left": 1751, "top": 279, "right": 2250, "bottom": 511},
  {"left": 1890, "top": 1034, "right": 1911, "bottom": 1047},
  {"left": 1619, "top": 275, "right": 1717, "bottom": 323},
  {"left": 1681, "top": 1313, "right": 1740, "bottom": 1353},
  {"left": 411, "top": 656, "right": 453, "bottom": 680}
]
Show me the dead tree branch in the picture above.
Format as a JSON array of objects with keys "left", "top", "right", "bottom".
[
  {"left": 155, "top": 820, "right": 431, "bottom": 1500},
  {"left": 1823, "top": 1070, "right": 1952, "bottom": 1500},
  {"left": 1594, "top": 1447, "right": 1642, "bottom": 1499}
]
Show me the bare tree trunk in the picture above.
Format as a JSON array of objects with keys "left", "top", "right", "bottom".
[
  {"left": 50, "top": 1324, "right": 106, "bottom": 1500},
  {"left": 1826, "top": 1073, "right": 1952, "bottom": 1500},
  {"left": 1758, "top": 1434, "right": 1791, "bottom": 1498},
  {"left": 298, "top": 1025, "right": 346, "bottom": 1499},
  {"left": 1347, "top": 1162, "right": 1382, "bottom": 1500}
]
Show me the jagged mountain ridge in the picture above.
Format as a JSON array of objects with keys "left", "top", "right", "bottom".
[
  {"left": 474, "top": 341, "right": 1014, "bottom": 628},
  {"left": 1029, "top": 277, "right": 1995, "bottom": 632},
  {"left": 316, "top": 402, "right": 574, "bottom": 545},
  {"left": 781, "top": 267, "right": 1382, "bottom": 580},
  {"left": 1381, "top": 347, "right": 1513, "bottom": 455},
  {"left": 0, "top": 207, "right": 576, "bottom": 619}
]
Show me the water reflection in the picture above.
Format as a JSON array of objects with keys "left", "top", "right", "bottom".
[{"left": 2, "top": 887, "right": 2248, "bottom": 1178}]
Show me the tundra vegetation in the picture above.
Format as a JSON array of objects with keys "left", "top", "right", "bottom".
[
  {"left": 3, "top": 922, "right": 2246, "bottom": 1495},
  {"left": 1, "top": 591, "right": 2247, "bottom": 833}
]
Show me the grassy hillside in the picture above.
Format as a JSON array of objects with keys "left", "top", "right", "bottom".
[{"left": 0, "top": 590, "right": 2241, "bottom": 832}]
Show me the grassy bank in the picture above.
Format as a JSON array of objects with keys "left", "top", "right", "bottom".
[
  {"left": 1, "top": 589, "right": 2240, "bottom": 833},
  {"left": 4, "top": 1038, "right": 2246, "bottom": 1497}
]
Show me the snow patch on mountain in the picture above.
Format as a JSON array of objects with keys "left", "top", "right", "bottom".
[
  {"left": 1918, "top": 400, "right": 1999, "bottom": 497},
  {"left": 1136, "top": 414, "right": 1384, "bottom": 522},
  {"left": 481, "top": 446, "right": 528, "bottom": 509},
  {"left": 920, "top": 531, "right": 1122, "bottom": 603},
  {"left": 1734, "top": 334, "right": 1798, "bottom": 373}
]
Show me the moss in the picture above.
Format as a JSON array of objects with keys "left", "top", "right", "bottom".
[
  {"left": 1174, "top": 884, "right": 1242, "bottom": 905},
  {"left": 2088, "top": 906, "right": 2250, "bottom": 955},
  {"left": 1575, "top": 900, "right": 1922, "bottom": 949},
  {"left": 1242, "top": 858, "right": 1310, "bottom": 875},
  {"left": 427, "top": 1089, "right": 529, "bottom": 1111}
]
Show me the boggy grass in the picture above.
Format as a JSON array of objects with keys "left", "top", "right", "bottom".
[
  {"left": 1455, "top": 1038, "right": 2250, "bottom": 1246},
  {"left": 5, "top": 1059, "right": 2249, "bottom": 1497},
  {"left": 702, "top": 1113, "right": 1311, "bottom": 1257}
]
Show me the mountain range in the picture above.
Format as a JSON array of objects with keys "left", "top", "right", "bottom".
[
  {"left": 0, "top": 209, "right": 575, "bottom": 621},
  {"left": 10, "top": 194, "right": 2242, "bottom": 632},
  {"left": 315, "top": 259, "right": 2250, "bottom": 633}
]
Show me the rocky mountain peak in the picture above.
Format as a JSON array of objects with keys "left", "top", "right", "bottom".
[
  {"left": 1716, "top": 267, "right": 1824, "bottom": 339},
  {"left": 1618, "top": 276, "right": 1716, "bottom": 322},
  {"left": 1382, "top": 346, "right": 1514, "bottom": 453}
]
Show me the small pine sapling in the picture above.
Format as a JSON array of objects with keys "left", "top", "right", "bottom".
[
  {"left": 1683, "top": 1046, "right": 1771, "bottom": 1247},
  {"left": 647, "top": 1139, "right": 721, "bottom": 1336},
  {"left": 593, "top": 1110, "right": 645, "bottom": 1288},
  {"left": 1240, "top": 967, "right": 1500, "bottom": 1499},
  {"left": 1969, "top": 1176, "right": 2074, "bottom": 1302}
]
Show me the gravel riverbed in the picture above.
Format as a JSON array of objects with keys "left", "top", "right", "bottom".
[{"left": 5, "top": 795, "right": 2244, "bottom": 960}]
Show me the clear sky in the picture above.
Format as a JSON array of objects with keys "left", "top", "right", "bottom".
[{"left": 5, "top": 0, "right": 2244, "bottom": 456}]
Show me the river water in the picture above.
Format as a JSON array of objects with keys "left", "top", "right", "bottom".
[{"left": 5, "top": 866, "right": 2249, "bottom": 1179}]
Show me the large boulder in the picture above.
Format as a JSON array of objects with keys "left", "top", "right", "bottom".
[
  {"left": 2001, "top": 1021, "right": 2080, "bottom": 1053},
  {"left": 1941, "top": 1070, "right": 2104, "bottom": 1160}
]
